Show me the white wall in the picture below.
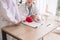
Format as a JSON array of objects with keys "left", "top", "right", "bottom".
[{"left": 36, "top": 0, "right": 58, "bottom": 15}]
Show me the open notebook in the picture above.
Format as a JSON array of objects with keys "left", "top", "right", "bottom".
[{"left": 21, "top": 21, "right": 43, "bottom": 28}]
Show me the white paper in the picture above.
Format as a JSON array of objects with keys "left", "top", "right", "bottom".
[{"left": 22, "top": 21, "right": 42, "bottom": 28}]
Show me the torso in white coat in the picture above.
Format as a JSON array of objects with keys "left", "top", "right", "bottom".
[
  {"left": 18, "top": 3, "right": 39, "bottom": 20},
  {"left": 0, "top": 0, "right": 21, "bottom": 24}
]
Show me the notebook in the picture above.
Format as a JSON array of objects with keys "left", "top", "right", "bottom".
[{"left": 22, "top": 21, "right": 42, "bottom": 28}]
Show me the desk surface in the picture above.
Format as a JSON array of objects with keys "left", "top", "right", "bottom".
[{"left": 2, "top": 22, "right": 58, "bottom": 40}]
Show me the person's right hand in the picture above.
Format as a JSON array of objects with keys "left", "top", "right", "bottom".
[{"left": 30, "top": 14, "right": 40, "bottom": 22}]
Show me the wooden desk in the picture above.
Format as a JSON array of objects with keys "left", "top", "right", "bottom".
[{"left": 1, "top": 22, "right": 57, "bottom": 40}]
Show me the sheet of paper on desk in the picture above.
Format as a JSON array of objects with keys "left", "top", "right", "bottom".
[{"left": 22, "top": 21, "right": 42, "bottom": 28}]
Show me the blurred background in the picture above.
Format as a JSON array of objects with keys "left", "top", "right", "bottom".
[{"left": 0, "top": 0, "right": 60, "bottom": 40}]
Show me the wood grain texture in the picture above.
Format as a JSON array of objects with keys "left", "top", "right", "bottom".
[{"left": 2, "top": 22, "right": 57, "bottom": 40}]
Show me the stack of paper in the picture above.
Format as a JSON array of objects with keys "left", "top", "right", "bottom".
[{"left": 22, "top": 21, "right": 42, "bottom": 28}]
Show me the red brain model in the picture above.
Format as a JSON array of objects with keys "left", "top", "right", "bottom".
[{"left": 26, "top": 16, "right": 33, "bottom": 23}]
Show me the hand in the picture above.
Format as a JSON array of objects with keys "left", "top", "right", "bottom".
[
  {"left": 31, "top": 14, "right": 40, "bottom": 22},
  {"left": 14, "top": 22, "right": 21, "bottom": 26}
]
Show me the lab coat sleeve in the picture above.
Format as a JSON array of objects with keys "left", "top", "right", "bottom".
[
  {"left": 33, "top": 4, "right": 41, "bottom": 20},
  {"left": 6, "top": 0, "right": 21, "bottom": 23},
  {"left": 33, "top": 4, "right": 40, "bottom": 15},
  {"left": 14, "top": 3, "right": 21, "bottom": 22},
  {"left": 18, "top": 4, "right": 26, "bottom": 21}
]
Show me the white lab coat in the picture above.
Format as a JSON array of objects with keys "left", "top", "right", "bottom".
[
  {"left": 18, "top": 3, "right": 40, "bottom": 20},
  {"left": 0, "top": 0, "right": 21, "bottom": 24},
  {"left": 0, "top": 0, "right": 21, "bottom": 40}
]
